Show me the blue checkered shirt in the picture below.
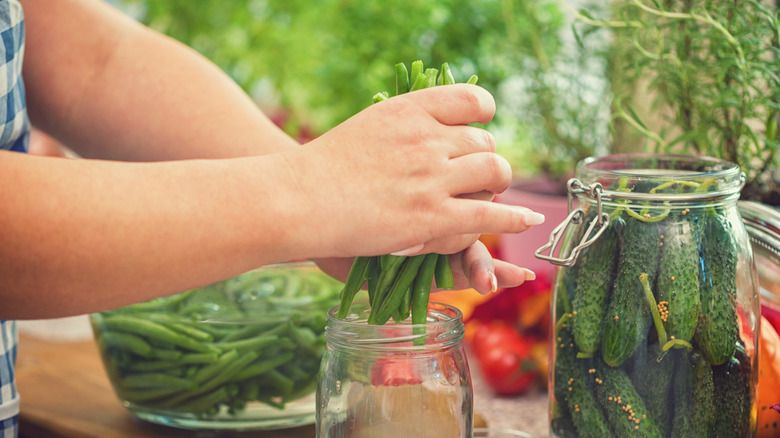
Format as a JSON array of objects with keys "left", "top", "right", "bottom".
[{"left": 0, "top": 0, "right": 28, "bottom": 436}]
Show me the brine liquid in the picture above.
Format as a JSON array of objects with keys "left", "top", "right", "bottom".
[{"left": 319, "top": 381, "right": 471, "bottom": 438}]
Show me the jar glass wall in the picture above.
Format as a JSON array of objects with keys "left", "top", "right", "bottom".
[
  {"left": 542, "top": 154, "right": 760, "bottom": 437},
  {"left": 316, "top": 301, "right": 472, "bottom": 438}
]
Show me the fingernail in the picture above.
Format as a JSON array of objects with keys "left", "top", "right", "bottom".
[
  {"left": 524, "top": 211, "right": 545, "bottom": 226},
  {"left": 488, "top": 271, "right": 498, "bottom": 293},
  {"left": 524, "top": 268, "right": 536, "bottom": 281},
  {"left": 391, "top": 243, "right": 425, "bottom": 256}
]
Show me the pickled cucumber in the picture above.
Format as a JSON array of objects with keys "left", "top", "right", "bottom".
[
  {"left": 572, "top": 217, "right": 620, "bottom": 355},
  {"left": 555, "top": 315, "right": 612, "bottom": 437},
  {"left": 657, "top": 211, "right": 701, "bottom": 343},
  {"left": 594, "top": 359, "right": 662, "bottom": 437},
  {"left": 696, "top": 210, "right": 739, "bottom": 365},
  {"left": 602, "top": 215, "right": 661, "bottom": 367},
  {"left": 670, "top": 350, "right": 715, "bottom": 438}
]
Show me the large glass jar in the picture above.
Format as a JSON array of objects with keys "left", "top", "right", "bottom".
[
  {"left": 316, "top": 301, "right": 472, "bottom": 438},
  {"left": 537, "top": 154, "right": 760, "bottom": 438}
]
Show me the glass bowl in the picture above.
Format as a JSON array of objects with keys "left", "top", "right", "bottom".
[{"left": 90, "top": 261, "right": 343, "bottom": 431}]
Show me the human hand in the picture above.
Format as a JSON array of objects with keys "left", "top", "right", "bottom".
[
  {"left": 314, "top": 238, "right": 533, "bottom": 298},
  {"left": 448, "top": 239, "right": 534, "bottom": 295},
  {"left": 284, "top": 84, "right": 545, "bottom": 259}
]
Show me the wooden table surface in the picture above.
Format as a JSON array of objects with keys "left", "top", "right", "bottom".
[
  {"left": 15, "top": 334, "right": 315, "bottom": 438},
  {"left": 15, "top": 319, "right": 548, "bottom": 438}
]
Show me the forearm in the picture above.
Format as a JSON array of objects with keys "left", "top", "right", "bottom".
[
  {"left": 22, "top": 0, "right": 297, "bottom": 161},
  {"left": 0, "top": 151, "right": 306, "bottom": 318}
]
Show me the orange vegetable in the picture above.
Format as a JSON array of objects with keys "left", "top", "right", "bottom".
[{"left": 758, "top": 315, "right": 780, "bottom": 438}]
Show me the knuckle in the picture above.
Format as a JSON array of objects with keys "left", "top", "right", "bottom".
[
  {"left": 466, "top": 128, "right": 495, "bottom": 153},
  {"left": 484, "top": 154, "right": 512, "bottom": 190},
  {"left": 483, "top": 129, "right": 496, "bottom": 153}
]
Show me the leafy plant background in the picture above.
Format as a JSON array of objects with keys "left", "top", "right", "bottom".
[
  {"left": 574, "top": 0, "right": 780, "bottom": 203},
  {"left": 115, "top": 0, "right": 613, "bottom": 187}
]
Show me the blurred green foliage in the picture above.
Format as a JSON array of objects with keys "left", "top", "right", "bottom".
[{"left": 118, "top": 0, "right": 612, "bottom": 184}]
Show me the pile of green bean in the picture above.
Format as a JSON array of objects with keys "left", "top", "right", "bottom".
[
  {"left": 91, "top": 265, "right": 342, "bottom": 418},
  {"left": 337, "top": 61, "right": 475, "bottom": 327}
]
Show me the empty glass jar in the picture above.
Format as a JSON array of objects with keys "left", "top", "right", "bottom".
[
  {"left": 316, "top": 301, "right": 472, "bottom": 438},
  {"left": 537, "top": 154, "right": 760, "bottom": 437}
]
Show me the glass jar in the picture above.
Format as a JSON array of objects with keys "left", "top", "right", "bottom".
[
  {"left": 316, "top": 301, "right": 472, "bottom": 438},
  {"left": 536, "top": 154, "right": 760, "bottom": 438}
]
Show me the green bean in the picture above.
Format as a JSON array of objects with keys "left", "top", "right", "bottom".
[
  {"left": 337, "top": 256, "right": 371, "bottom": 318},
  {"left": 409, "top": 69, "right": 428, "bottom": 91},
  {"left": 286, "top": 325, "right": 320, "bottom": 353},
  {"left": 169, "top": 387, "right": 230, "bottom": 414},
  {"left": 192, "top": 349, "right": 240, "bottom": 385},
  {"left": 412, "top": 253, "right": 438, "bottom": 325},
  {"left": 434, "top": 254, "right": 455, "bottom": 289},
  {"left": 395, "top": 285, "right": 412, "bottom": 322},
  {"left": 411, "top": 253, "right": 439, "bottom": 345},
  {"left": 409, "top": 60, "right": 424, "bottom": 87},
  {"left": 263, "top": 369, "right": 295, "bottom": 395},
  {"left": 369, "top": 254, "right": 427, "bottom": 325},
  {"left": 118, "top": 386, "right": 186, "bottom": 403},
  {"left": 157, "top": 319, "right": 214, "bottom": 342},
  {"left": 423, "top": 68, "right": 439, "bottom": 88},
  {"left": 371, "top": 255, "right": 406, "bottom": 310},
  {"left": 196, "top": 350, "right": 259, "bottom": 394},
  {"left": 99, "top": 331, "right": 153, "bottom": 358},
  {"left": 239, "top": 379, "right": 260, "bottom": 402},
  {"left": 120, "top": 372, "right": 197, "bottom": 391},
  {"left": 367, "top": 256, "right": 380, "bottom": 304},
  {"left": 118, "top": 352, "right": 217, "bottom": 372},
  {"left": 395, "top": 62, "right": 410, "bottom": 95},
  {"left": 372, "top": 91, "right": 389, "bottom": 103},
  {"left": 100, "top": 314, "right": 218, "bottom": 354},
  {"left": 113, "top": 290, "right": 193, "bottom": 313},
  {"left": 160, "top": 350, "right": 258, "bottom": 409},
  {"left": 231, "top": 352, "right": 295, "bottom": 381},
  {"left": 216, "top": 322, "right": 270, "bottom": 343},
  {"left": 439, "top": 62, "right": 455, "bottom": 85},
  {"left": 149, "top": 348, "right": 183, "bottom": 361},
  {"left": 210, "top": 334, "right": 279, "bottom": 353}
]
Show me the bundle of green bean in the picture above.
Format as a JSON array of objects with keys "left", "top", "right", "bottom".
[
  {"left": 336, "top": 61, "right": 478, "bottom": 326},
  {"left": 91, "top": 267, "right": 342, "bottom": 417}
]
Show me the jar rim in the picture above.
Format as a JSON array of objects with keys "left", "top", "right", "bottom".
[
  {"left": 325, "top": 301, "right": 464, "bottom": 351},
  {"left": 576, "top": 153, "right": 744, "bottom": 201}
]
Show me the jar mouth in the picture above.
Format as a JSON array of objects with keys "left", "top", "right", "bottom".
[
  {"left": 577, "top": 153, "right": 744, "bottom": 201},
  {"left": 325, "top": 301, "right": 464, "bottom": 351}
]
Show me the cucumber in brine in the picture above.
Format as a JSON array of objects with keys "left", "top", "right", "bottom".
[
  {"left": 593, "top": 359, "right": 662, "bottom": 437},
  {"left": 711, "top": 343, "right": 752, "bottom": 438},
  {"left": 670, "top": 350, "right": 715, "bottom": 438},
  {"left": 695, "top": 209, "right": 739, "bottom": 365},
  {"left": 554, "top": 314, "right": 612, "bottom": 438},
  {"left": 602, "top": 214, "right": 661, "bottom": 367},
  {"left": 571, "top": 216, "right": 621, "bottom": 355},
  {"left": 657, "top": 210, "right": 702, "bottom": 344}
]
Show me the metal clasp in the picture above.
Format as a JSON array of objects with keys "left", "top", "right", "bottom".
[{"left": 534, "top": 178, "right": 610, "bottom": 267}]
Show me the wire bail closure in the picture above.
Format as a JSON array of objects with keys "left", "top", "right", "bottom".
[{"left": 534, "top": 178, "right": 610, "bottom": 267}]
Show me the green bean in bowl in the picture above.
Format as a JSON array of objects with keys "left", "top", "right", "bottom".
[{"left": 90, "top": 261, "right": 343, "bottom": 431}]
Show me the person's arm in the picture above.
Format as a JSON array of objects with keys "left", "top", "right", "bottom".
[
  {"left": 3, "top": 0, "right": 542, "bottom": 319},
  {"left": 22, "top": 0, "right": 297, "bottom": 160},
  {"left": 3, "top": 83, "right": 539, "bottom": 319},
  {"left": 21, "top": 0, "right": 535, "bottom": 294}
]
